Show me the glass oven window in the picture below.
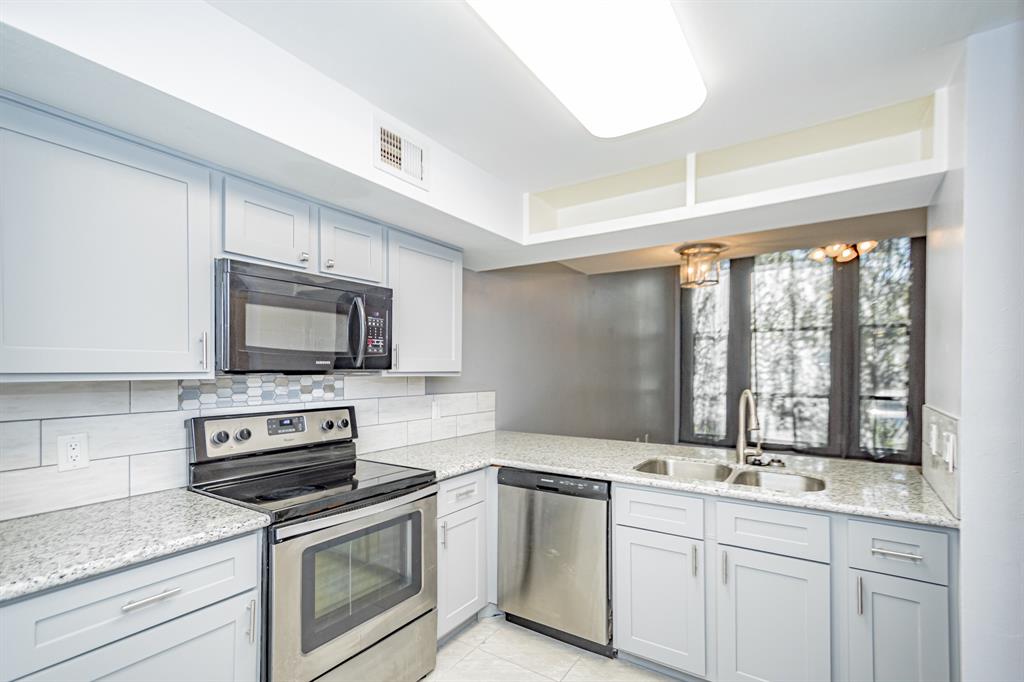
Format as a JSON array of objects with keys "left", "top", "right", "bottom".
[{"left": 300, "top": 512, "right": 422, "bottom": 653}]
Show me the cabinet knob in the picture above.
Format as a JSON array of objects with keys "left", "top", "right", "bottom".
[
  {"left": 325, "top": 258, "right": 335, "bottom": 269},
  {"left": 299, "top": 251, "right": 310, "bottom": 262}
]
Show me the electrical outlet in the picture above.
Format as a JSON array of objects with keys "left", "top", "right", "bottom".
[
  {"left": 57, "top": 433, "right": 90, "bottom": 472},
  {"left": 431, "top": 398, "right": 441, "bottom": 420}
]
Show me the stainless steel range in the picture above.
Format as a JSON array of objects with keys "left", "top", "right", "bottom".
[{"left": 187, "top": 407, "right": 437, "bottom": 682}]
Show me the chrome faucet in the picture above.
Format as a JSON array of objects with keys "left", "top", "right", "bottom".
[{"left": 736, "top": 389, "right": 762, "bottom": 464}]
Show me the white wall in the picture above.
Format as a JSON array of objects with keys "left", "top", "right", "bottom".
[
  {"left": 958, "top": 20, "right": 1024, "bottom": 682},
  {"left": 925, "top": 60, "right": 964, "bottom": 417}
]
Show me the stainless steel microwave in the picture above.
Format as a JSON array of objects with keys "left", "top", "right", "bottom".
[{"left": 216, "top": 259, "right": 392, "bottom": 374}]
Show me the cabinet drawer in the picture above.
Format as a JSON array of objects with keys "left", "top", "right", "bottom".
[
  {"left": 848, "top": 520, "right": 949, "bottom": 585},
  {"left": 438, "top": 469, "right": 487, "bottom": 518},
  {"left": 716, "top": 501, "right": 829, "bottom": 562},
  {"left": 614, "top": 485, "right": 704, "bottom": 539},
  {"left": 0, "top": 533, "right": 259, "bottom": 681}
]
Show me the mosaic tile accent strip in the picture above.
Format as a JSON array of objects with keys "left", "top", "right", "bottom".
[{"left": 179, "top": 374, "right": 342, "bottom": 410}]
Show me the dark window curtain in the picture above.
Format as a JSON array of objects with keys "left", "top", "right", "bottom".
[{"left": 679, "top": 237, "right": 925, "bottom": 464}]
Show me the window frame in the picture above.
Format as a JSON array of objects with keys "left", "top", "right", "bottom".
[{"left": 678, "top": 237, "right": 925, "bottom": 464}]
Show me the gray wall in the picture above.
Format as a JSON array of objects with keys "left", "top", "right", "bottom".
[{"left": 428, "top": 263, "right": 679, "bottom": 443}]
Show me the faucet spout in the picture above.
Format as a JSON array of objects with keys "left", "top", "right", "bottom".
[{"left": 736, "top": 389, "right": 762, "bottom": 464}]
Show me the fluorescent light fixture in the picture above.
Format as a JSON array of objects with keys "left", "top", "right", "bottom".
[{"left": 466, "top": 0, "right": 706, "bottom": 138}]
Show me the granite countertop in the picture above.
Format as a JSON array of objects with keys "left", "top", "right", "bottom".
[
  {"left": 364, "top": 430, "right": 959, "bottom": 529},
  {"left": 0, "top": 489, "right": 269, "bottom": 603}
]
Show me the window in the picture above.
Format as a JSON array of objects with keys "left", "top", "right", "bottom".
[{"left": 679, "top": 237, "right": 924, "bottom": 463}]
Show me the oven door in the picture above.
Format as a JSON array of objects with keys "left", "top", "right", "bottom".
[
  {"left": 217, "top": 260, "right": 391, "bottom": 373},
  {"left": 270, "top": 487, "right": 437, "bottom": 682}
]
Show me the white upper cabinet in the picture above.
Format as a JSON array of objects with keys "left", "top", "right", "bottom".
[
  {"left": 0, "top": 100, "right": 212, "bottom": 378},
  {"left": 223, "top": 176, "right": 313, "bottom": 269},
  {"left": 717, "top": 545, "right": 831, "bottom": 682},
  {"left": 318, "top": 207, "right": 385, "bottom": 284},
  {"left": 387, "top": 230, "right": 462, "bottom": 374}
]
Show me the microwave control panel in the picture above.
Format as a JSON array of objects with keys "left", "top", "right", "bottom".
[{"left": 366, "top": 313, "right": 387, "bottom": 355}]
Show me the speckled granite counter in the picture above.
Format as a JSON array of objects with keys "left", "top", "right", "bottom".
[
  {"left": 363, "top": 430, "right": 958, "bottom": 529},
  {"left": 0, "top": 489, "right": 269, "bottom": 603}
]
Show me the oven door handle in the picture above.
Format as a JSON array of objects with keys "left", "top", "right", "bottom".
[
  {"left": 353, "top": 296, "right": 367, "bottom": 368},
  {"left": 274, "top": 484, "right": 437, "bottom": 541}
]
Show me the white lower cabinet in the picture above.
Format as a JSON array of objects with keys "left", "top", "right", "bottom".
[
  {"left": 614, "top": 526, "right": 706, "bottom": 677},
  {"left": 437, "top": 501, "right": 487, "bottom": 638},
  {"left": 21, "top": 589, "right": 259, "bottom": 682},
  {"left": 848, "top": 570, "right": 950, "bottom": 682},
  {"left": 716, "top": 545, "right": 831, "bottom": 682}
]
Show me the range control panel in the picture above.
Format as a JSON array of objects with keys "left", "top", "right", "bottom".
[
  {"left": 366, "top": 312, "right": 387, "bottom": 355},
  {"left": 190, "top": 406, "right": 357, "bottom": 461}
]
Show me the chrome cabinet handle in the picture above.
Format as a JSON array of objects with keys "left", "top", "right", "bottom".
[
  {"left": 325, "top": 258, "right": 336, "bottom": 269},
  {"left": 871, "top": 547, "right": 923, "bottom": 561},
  {"left": 722, "top": 550, "right": 728, "bottom": 585},
  {"left": 692, "top": 544, "right": 698, "bottom": 578},
  {"left": 441, "top": 520, "right": 448, "bottom": 549},
  {"left": 394, "top": 343, "right": 399, "bottom": 370},
  {"left": 200, "top": 332, "right": 209, "bottom": 370},
  {"left": 299, "top": 251, "right": 310, "bottom": 263},
  {"left": 121, "top": 587, "right": 181, "bottom": 613},
  {"left": 857, "top": 575, "right": 864, "bottom": 616},
  {"left": 455, "top": 489, "right": 474, "bottom": 501},
  {"left": 248, "top": 598, "right": 257, "bottom": 643}
]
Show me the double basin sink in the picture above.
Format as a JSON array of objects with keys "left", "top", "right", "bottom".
[{"left": 633, "top": 458, "right": 826, "bottom": 492}]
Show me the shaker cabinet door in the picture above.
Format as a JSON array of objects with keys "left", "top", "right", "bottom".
[
  {"left": 848, "top": 570, "right": 950, "bottom": 682},
  {"left": 318, "top": 207, "right": 385, "bottom": 284},
  {"left": 0, "top": 100, "right": 211, "bottom": 377},
  {"left": 223, "top": 175, "right": 313, "bottom": 269},
  {"left": 614, "top": 526, "right": 706, "bottom": 676},
  {"left": 717, "top": 546, "right": 831, "bottom": 682},
  {"left": 437, "top": 502, "right": 487, "bottom": 638},
  {"left": 387, "top": 230, "right": 462, "bottom": 373},
  {"left": 20, "top": 590, "right": 260, "bottom": 682}
]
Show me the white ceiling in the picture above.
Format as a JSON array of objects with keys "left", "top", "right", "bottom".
[{"left": 208, "top": 0, "right": 1021, "bottom": 193}]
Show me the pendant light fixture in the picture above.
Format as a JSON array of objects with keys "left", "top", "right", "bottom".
[
  {"left": 809, "top": 240, "right": 878, "bottom": 264},
  {"left": 676, "top": 243, "right": 727, "bottom": 288}
]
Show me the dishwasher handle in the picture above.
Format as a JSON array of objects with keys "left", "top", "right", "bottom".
[{"left": 497, "top": 467, "right": 609, "bottom": 500}]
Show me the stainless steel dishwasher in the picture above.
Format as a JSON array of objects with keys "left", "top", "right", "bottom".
[{"left": 497, "top": 467, "right": 612, "bottom": 656}]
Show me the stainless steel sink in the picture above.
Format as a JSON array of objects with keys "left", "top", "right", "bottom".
[
  {"left": 633, "top": 458, "right": 733, "bottom": 482},
  {"left": 730, "top": 470, "right": 826, "bottom": 492}
]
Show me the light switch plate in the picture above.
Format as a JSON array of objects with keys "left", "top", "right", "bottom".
[{"left": 922, "top": 405, "right": 959, "bottom": 517}]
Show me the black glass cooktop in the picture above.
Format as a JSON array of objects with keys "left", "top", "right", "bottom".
[{"left": 200, "top": 457, "right": 434, "bottom": 523}]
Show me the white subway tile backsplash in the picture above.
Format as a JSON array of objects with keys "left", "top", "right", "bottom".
[
  {"left": 457, "top": 411, "right": 495, "bottom": 437},
  {"left": 356, "top": 422, "right": 407, "bottom": 455},
  {"left": 346, "top": 398, "right": 379, "bottom": 427},
  {"left": 437, "top": 393, "right": 478, "bottom": 417},
  {"left": 130, "top": 381, "right": 180, "bottom": 413},
  {"left": 378, "top": 396, "right": 432, "bottom": 424},
  {"left": 477, "top": 391, "right": 496, "bottom": 412},
  {"left": 0, "top": 421, "right": 40, "bottom": 471},
  {"left": 0, "top": 458, "right": 129, "bottom": 521},
  {"left": 407, "top": 419, "right": 432, "bottom": 445},
  {"left": 0, "top": 381, "right": 129, "bottom": 421},
  {"left": 41, "top": 410, "right": 198, "bottom": 465},
  {"left": 130, "top": 449, "right": 188, "bottom": 496},
  {"left": 407, "top": 377, "right": 426, "bottom": 395},
  {"left": 344, "top": 376, "right": 409, "bottom": 399},
  {"left": 431, "top": 416, "right": 458, "bottom": 441}
]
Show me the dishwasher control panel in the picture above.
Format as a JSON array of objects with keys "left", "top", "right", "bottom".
[{"left": 497, "top": 467, "right": 609, "bottom": 500}]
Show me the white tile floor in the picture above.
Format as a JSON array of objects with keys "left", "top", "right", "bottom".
[{"left": 425, "top": 615, "right": 675, "bottom": 682}]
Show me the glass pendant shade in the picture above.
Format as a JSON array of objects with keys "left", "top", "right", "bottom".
[{"left": 676, "top": 243, "right": 727, "bottom": 288}]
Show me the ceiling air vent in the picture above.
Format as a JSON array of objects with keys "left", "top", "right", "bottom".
[{"left": 374, "top": 118, "right": 429, "bottom": 190}]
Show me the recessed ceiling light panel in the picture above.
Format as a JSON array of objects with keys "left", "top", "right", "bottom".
[{"left": 467, "top": 0, "right": 706, "bottom": 138}]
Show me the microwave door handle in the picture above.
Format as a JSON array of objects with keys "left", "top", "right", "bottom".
[{"left": 353, "top": 296, "right": 367, "bottom": 367}]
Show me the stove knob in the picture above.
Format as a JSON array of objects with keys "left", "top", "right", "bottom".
[
  {"left": 235, "top": 428, "right": 252, "bottom": 442},
  {"left": 321, "top": 419, "right": 335, "bottom": 431},
  {"left": 211, "top": 430, "right": 230, "bottom": 445},
  {"left": 338, "top": 418, "right": 350, "bottom": 429}
]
